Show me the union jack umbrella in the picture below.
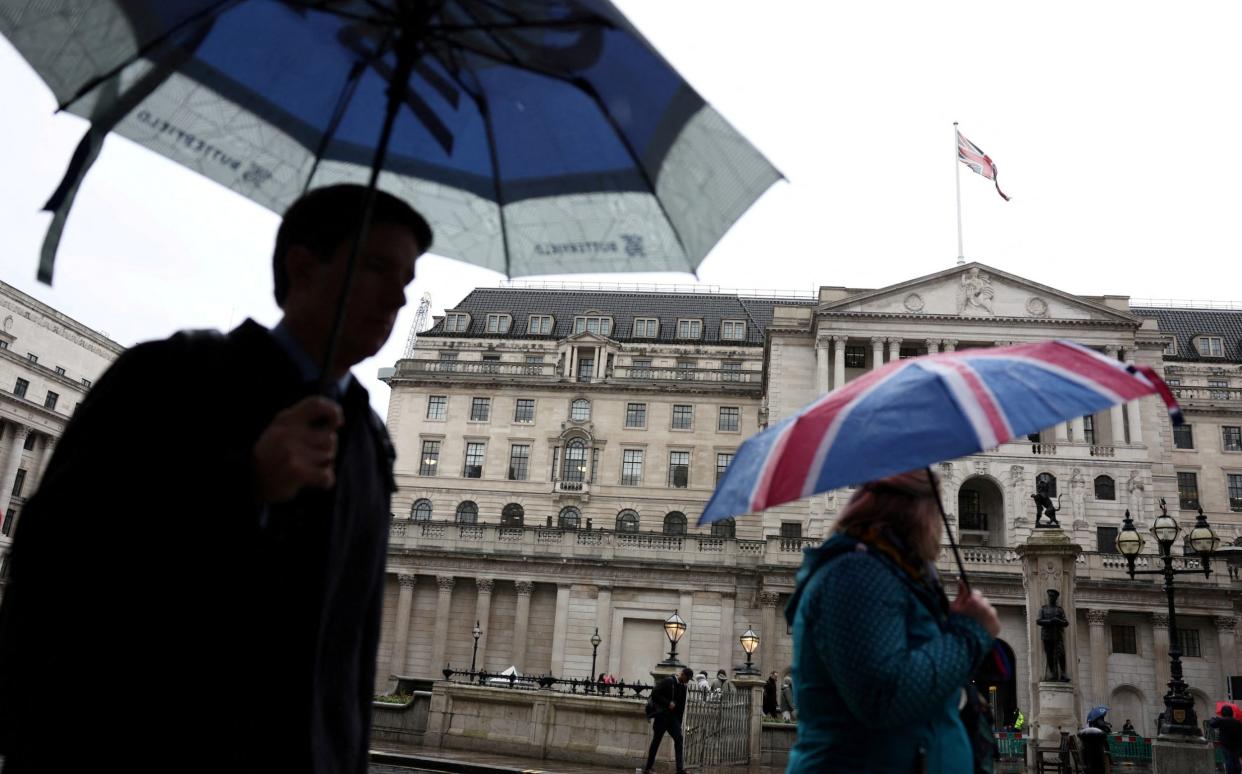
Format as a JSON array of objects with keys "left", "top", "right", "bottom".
[{"left": 699, "top": 340, "right": 1182, "bottom": 528}]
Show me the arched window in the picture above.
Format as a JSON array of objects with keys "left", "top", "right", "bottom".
[
  {"left": 1036, "top": 472, "right": 1057, "bottom": 498},
  {"left": 563, "top": 439, "right": 587, "bottom": 482},
  {"left": 570, "top": 399, "right": 591, "bottom": 422},
  {"left": 455, "top": 501, "right": 478, "bottom": 524},
  {"left": 711, "top": 517, "right": 736, "bottom": 539},
  {"left": 501, "top": 503, "right": 524, "bottom": 526},
  {"left": 616, "top": 509, "right": 640, "bottom": 533},
  {"left": 558, "top": 506, "right": 581, "bottom": 530},
  {"left": 1094, "top": 475, "right": 1116, "bottom": 501},
  {"left": 411, "top": 499, "right": 433, "bottom": 521},
  {"left": 663, "top": 511, "right": 687, "bottom": 536}
]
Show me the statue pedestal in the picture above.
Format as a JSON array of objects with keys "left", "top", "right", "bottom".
[
  {"left": 1031, "top": 682, "right": 1077, "bottom": 744},
  {"left": 1151, "top": 735, "right": 1215, "bottom": 774}
]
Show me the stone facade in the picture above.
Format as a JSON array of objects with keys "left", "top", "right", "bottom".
[
  {"left": 0, "top": 281, "right": 121, "bottom": 581},
  {"left": 379, "top": 264, "right": 1242, "bottom": 734}
]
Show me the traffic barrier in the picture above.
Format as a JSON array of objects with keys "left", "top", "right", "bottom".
[
  {"left": 993, "top": 731, "right": 1026, "bottom": 761},
  {"left": 1107, "top": 734, "right": 1152, "bottom": 764}
]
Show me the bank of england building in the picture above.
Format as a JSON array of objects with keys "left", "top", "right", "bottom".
[{"left": 383, "top": 263, "right": 1241, "bottom": 731}]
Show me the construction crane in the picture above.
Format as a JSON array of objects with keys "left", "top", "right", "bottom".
[{"left": 402, "top": 292, "right": 433, "bottom": 358}]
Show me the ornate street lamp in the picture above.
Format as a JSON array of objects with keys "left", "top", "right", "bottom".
[
  {"left": 589, "top": 627, "right": 602, "bottom": 693},
  {"left": 470, "top": 620, "right": 482, "bottom": 673},
  {"left": 1118, "top": 500, "right": 1219, "bottom": 737},
  {"left": 737, "top": 626, "right": 760, "bottom": 676},
  {"left": 658, "top": 610, "right": 687, "bottom": 668}
]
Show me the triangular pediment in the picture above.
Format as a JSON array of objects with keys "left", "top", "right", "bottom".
[
  {"left": 562, "top": 330, "right": 615, "bottom": 344},
  {"left": 820, "top": 262, "right": 1139, "bottom": 324}
]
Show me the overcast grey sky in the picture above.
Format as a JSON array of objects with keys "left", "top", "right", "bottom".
[{"left": 2, "top": 1, "right": 1241, "bottom": 418}]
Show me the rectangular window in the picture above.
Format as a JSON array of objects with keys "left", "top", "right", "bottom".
[
  {"left": 721, "top": 320, "right": 746, "bottom": 340},
  {"left": 780, "top": 522, "right": 803, "bottom": 539},
  {"left": 23, "top": 434, "right": 36, "bottom": 451},
  {"left": 13, "top": 378, "right": 28, "bottom": 399},
  {"left": 959, "top": 490, "right": 984, "bottom": 530},
  {"left": 625, "top": 402, "right": 647, "bottom": 428},
  {"left": 669, "top": 451, "right": 689, "bottom": 488},
  {"left": 574, "top": 316, "right": 612, "bottom": 335},
  {"left": 1164, "top": 339, "right": 1178, "bottom": 356},
  {"left": 444, "top": 313, "right": 469, "bottom": 332},
  {"left": 1111, "top": 625, "right": 1137, "bottom": 655},
  {"left": 419, "top": 440, "right": 441, "bottom": 476},
  {"left": 514, "top": 398, "right": 535, "bottom": 423},
  {"left": 469, "top": 397, "right": 490, "bottom": 421},
  {"left": 716, "top": 452, "right": 734, "bottom": 483},
  {"left": 899, "top": 347, "right": 920, "bottom": 360},
  {"left": 26, "top": 353, "right": 37, "bottom": 364},
  {"left": 44, "top": 391, "right": 58, "bottom": 410},
  {"left": 11, "top": 469, "right": 25, "bottom": 497},
  {"left": 1177, "top": 471, "right": 1200, "bottom": 509},
  {"left": 1224, "top": 426, "right": 1242, "bottom": 452},
  {"left": 81, "top": 378, "right": 91, "bottom": 388},
  {"left": 481, "top": 355, "right": 501, "bottom": 373},
  {"left": 721, "top": 361, "right": 743, "bottom": 381},
  {"left": 718, "top": 406, "right": 740, "bottom": 432},
  {"left": 438, "top": 351, "right": 458, "bottom": 361},
  {"left": 526, "top": 354, "right": 545, "bottom": 364},
  {"left": 1229, "top": 474, "right": 1242, "bottom": 512},
  {"left": 1199, "top": 337, "right": 1225, "bottom": 357},
  {"left": 676, "top": 361, "right": 695, "bottom": 378},
  {"left": 426, "top": 395, "right": 447, "bottom": 420},
  {"left": 463, "top": 442, "right": 485, "bottom": 478},
  {"left": 844, "top": 346, "right": 867, "bottom": 368},
  {"left": 528, "top": 315, "right": 553, "bottom": 335},
  {"left": 1097, "top": 526, "right": 1119, "bottom": 553},
  {"left": 485, "top": 314, "right": 511, "bottom": 333},
  {"left": 632, "top": 318, "right": 658, "bottom": 337},
  {"left": 1166, "top": 378, "right": 1181, "bottom": 387},
  {"left": 1209, "top": 379, "right": 1230, "bottom": 400},
  {"left": 1176, "top": 629, "right": 1201, "bottom": 657},
  {"left": 54, "top": 366, "right": 65, "bottom": 376},
  {"left": 508, "top": 444, "right": 530, "bottom": 481},
  {"left": 0, "top": 340, "right": 7, "bottom": 350},
  {"left": 672, "top": 404, "right": 694, "bottom": 430},
  {"left": 1083, "top": 415, "right": 1096, "bottom": 445},
  {"left": 621, "top": 449, "right": 644, "bottom": 486},
  {"left": 676, "top": 319, "right": 703, "bottom": 339},
  {"left": 0, "top": 509, "right": 12, "bottom": 537},
  {"left": 631, "top": 358, "right": 652, "bottom": 371},
  {"left": 1173, "top": 424, "right": 1194, "bottom": 450}
]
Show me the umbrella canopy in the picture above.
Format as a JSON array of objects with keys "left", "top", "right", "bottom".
[
  {"left": 1086, "top": 706, "right": 1109, "bottom": 723},
  {"left": 1, "top": 0, "right": 780, "bottom": 283},
  {"left": 700, "top": 340, "right": 1182, "bottom": 525}
]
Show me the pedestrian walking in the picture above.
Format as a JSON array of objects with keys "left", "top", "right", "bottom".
[
  {"left": 780, "top": 675, "right": 796, "bottom": 721},
  {"left": 696, "top": 671, "right": 711, "bottom": 692},
  {"left": 1210, "top": 705, "right": 1242, "bottom": 774},
  {"left": 644, "top": 666, "right": 692, "bottom": 774},
  {"left": 1077, "top": 724, "right": 1108, "bottom": 774},
  {"left": 764, "top": 672, "right": 779, "bottom": 718},
  {"left": 713, "top": 669, "right": 732, "bottom": 694},
  {"left": 784, "top": 470, "right": 999, "bottom": 773},
  {"left": 0, "top": 184, "right": 430, "bottom": 774}
]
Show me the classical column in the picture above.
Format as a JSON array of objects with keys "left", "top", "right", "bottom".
[
  {"left": 1054, "top": 422, "right": 1069, "bottom": 444},
  {"left": 871, "top": 337, "right": 885, "bottom": 371},
  {"left": 1104, "top": 346, "right": 1126, "bottom": 443},
  {"left": 512, "top": 580, "right": 534, "bottom": 672},
  {"left": 430, "top": 575, "right": 455, "bottom": 673},
  {"left": 569, "top": 348, "right": 579, "bottom": 381},
  {"left": 595, "top": 586, "right": 613, "bottom": 679},
  {"left": 390, "top": 574, "right": 417, "bottom": 678},
  {"left": 1152, "top": 613, "right": 1171, "bottom": 700},
  {"left": 942, "top": 339, "right": 958, "bottom": 353},
  {"left": 562, "top": 349, "right": 572, "bottom": 378},
  {"left": 1216, "top": 616, "right": 1238, "bottom": 696},
  {"left": 32, "top": 434, "right": 54, "bottom": 492},
  {"left": 550, "top": 583, "right": 571, "bottom": 675},
  {"left": 926, "top": 338, "right": 941, "bottom": 354},
  {"left": 1086, "top": 609, "right": 1109, "bottom": 706},
  {"left": 815, "top": 338, "right": 829, "bottom": 394},
  {"left": 595, "top": 349, "right": 605, "bottom": 380},
  {"left": 1070, "top": 415, "right": 1086, "bottom": 445},
  {"left": 1126, "top": 402, "right": 1143, "bottom": 445},
  {"left": 887, "top": 337, "right": 902, "bottom": 363},
  {"left": 718, "top": 592, "right": 737, "bottom": 673},
  {"left": 474, "top": 577, "right": 495, "bottom": 670},
  {"left": 759, "top": 590, "right": 780, "bottom": 674},
  {"left": 0, "top": 423, "right": 30, "bottom": 520},
  {"left": 832, "top": 335, "right": 847, "bottom": 389}
]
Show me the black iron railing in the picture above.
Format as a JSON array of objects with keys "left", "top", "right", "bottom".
[{"left": 440, "top": 667, "right": 653, "bottom": 698}]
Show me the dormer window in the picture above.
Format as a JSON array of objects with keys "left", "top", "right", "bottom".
[
  {"left": 1164, "top": 339, "right": 1177, "bottom": 357},
  {"left": 1195, "top": 336, "right": 1225, "bottom": 357},
  {"left": 676, "top": 319, "right": 703, "bottom": 339},
  {"left": 573, "top": 315, "right": 613, "bottom": 336},
  {"left": 528, "top": 315, "right": 554, "bottom": 335},
  {"left": 485, "top": 314, "right": 512, "bottom": 334},
  {"left": 444, "top": 313, "right": 470, "bottom": 333},
  {"left": 633, "top": 318, "right": 659, "bottom": 338},
  {"left": 721, "top": 320, "right": 746, "bottom": 340}
]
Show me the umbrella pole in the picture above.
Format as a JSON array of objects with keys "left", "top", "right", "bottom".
[
  {"left": 317, "top": 43, "right": 418, "bottom": 393},
  {"left": 926, "top": 466, "right": 971, "bottom": 592}
]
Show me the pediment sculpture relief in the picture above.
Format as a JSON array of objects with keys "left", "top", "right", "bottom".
[{"left": 957, "top": 268, "right": 995, "bottom": 315}]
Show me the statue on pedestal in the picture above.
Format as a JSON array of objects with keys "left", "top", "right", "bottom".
[
  {"left": 1036, "top": 589, "right": 1070, "bottom": 682},
  {"left": 1032, "top": 481, "right": 1062, "bottom": 529}
]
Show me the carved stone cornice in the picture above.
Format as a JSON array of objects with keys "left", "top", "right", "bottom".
[
  {"left": 476, "top": 577, "right": 495, "bottom": 594},
  {"left": 1085, "top": 609, "right": 1108, "bottom": 625},
  {"left": 514, "top": 580, "right": 534, "bottom": 596},
  {"left": 436, "top": 575, "right": 456, "bottom": 592},
  {"left": 1216, "top": 616, "right": 1238, "bottom": 632},
  {"left": 397, "top": 573, "right": 417, "bottom": 590},
  {"left": 1151, "top": 612, "right": 1170, "bottom": 628}
]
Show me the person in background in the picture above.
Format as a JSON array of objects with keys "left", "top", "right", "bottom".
[
  {"left": 696, "top": 671, "right": 711, "bottom": 692},
  {"left": 784, "top": 470, "right": 999, "bottom": 772},
  {"left": 780, "top": 675, "right": 796, "bottom": 721},
  {"left": 1210, "top": 705, "right": 1242, "bottom": 774},
  {"left": 1121, "top": 719, "right": 1135, "bottom": 735},
  {"left": 644, "top": 666, "right": 692, "bottom": 774},
  {"left": 763, "top": 672, "right": 779, "bottom": 718},
  {"left": 713, "top": 669, "right": 732, "bottom": 694}
]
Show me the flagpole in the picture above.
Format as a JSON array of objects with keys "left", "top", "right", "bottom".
[{"left": 954, "top": 122, "right": 965, "bottom": 265}]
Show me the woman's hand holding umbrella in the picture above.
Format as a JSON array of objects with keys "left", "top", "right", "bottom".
[{"left": 949, "top": 579, "right": 1000, "bottom": 637}]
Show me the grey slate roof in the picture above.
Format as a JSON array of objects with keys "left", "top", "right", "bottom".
[
  {"left": 1132, "top": 307, "right": 1242, "bottom": 363},
  {"left": 422, "top": 287, "right": 816, "bottom": 346}
]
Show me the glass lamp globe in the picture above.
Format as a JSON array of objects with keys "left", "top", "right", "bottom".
[
  {"left": 1188, "top": 511, "right": 1220, "bottom": 555},
  {"left": 1151, "top": 512, "right": 1181, "bottom": 545},
  {"left": 664, "top": 610, "right": 687, "bottom": 644},
  {"left": 739, "top": 627, "right": 760, "bottom": 655},
  {"left": 1116, "top": 511, "right": 1145, "bottom": 557}
]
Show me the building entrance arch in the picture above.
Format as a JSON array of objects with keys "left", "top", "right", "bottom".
[{"left": 958, "top": 475, "right": 1006, "bottom": 547}]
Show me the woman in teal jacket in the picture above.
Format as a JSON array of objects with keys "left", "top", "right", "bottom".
[{"left": 785, "top": 470, "right": 999, "bottom": 773}]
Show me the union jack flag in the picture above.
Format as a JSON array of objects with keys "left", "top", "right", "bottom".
[
  {"left": 957, "top": 129, "right": 1011, "bottom": 201},
  {"left": 699, "top": 340, "right": 1181, "bottom": 524}
]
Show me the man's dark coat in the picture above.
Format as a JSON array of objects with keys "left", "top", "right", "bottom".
[
  {"left": 0, "top": 320, "right": 394, "bottom": 773},
  {"left": 651, "top": 675, "right": 688, "bottom": 721}
]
